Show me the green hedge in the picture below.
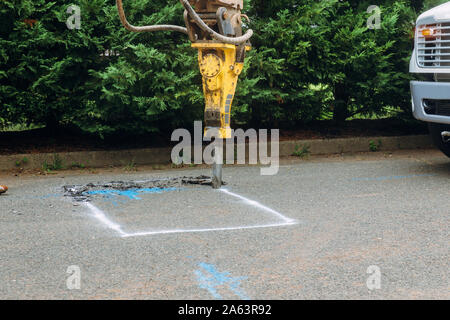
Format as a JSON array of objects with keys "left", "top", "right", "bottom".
[{"left": 0, "top": 0, "right": 440, "bottom": 136}]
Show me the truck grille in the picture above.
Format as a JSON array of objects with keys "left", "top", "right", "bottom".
[
  {"left": 436, "top": 100, "right": 450, "bottom": 116},
  {"left": 417, "top": 23, "right": 450, "bottom": 68},
  {"left": 423, "top": 99, "right": 450, "bottom": 116}
]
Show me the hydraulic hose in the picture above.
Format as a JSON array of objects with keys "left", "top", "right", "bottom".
[
  {"left": 116, "top": 0, "right": 188, "bottom": 34},
  {"left": 180, "top": 0, "right": 253, "bottom": 45},
  {"left": 117, "top": 0, "right": 253, "bottom": 44}
]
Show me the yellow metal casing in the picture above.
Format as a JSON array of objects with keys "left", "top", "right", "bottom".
[{"left": 192, "top": 43, "right": 249, "bottom": 139}]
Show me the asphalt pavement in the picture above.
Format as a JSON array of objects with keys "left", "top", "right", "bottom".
[{"left": 0, "top": 149, "right": 448, "bottom": 299}]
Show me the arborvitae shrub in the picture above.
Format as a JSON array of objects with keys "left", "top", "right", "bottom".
[{"left": 0, "top": 0, "right": 428, "bottom": 135}]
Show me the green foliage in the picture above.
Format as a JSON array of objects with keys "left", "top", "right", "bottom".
[
  {"left": 292, "top": 144, "right": 311, "bottom": 158},
  {"left": 369, "top": 139, "right": 383, "bottom": 152},
  {"left": 0, "top": 0, "right": 201, "bottom": 136},
  {"left": 42, "top": 154, "right": 64, "bottom": 171},
  {"left": 423, "top": 0, "right": 449, "bottom": 10},
  {"left": 70, "top": 162, "right": 85, "bottom": 169},
  {"left": 245, "top": 0, "right": 418, "bottom": 124},
  {"left": 123, "top": 158, "right": 137, "bottom": 171},
  {"left": 0, "top": 0, "right": 437, "bottom": 136},
  {"left": 15, "top": 156, "right": 29, "bottom": 167}
]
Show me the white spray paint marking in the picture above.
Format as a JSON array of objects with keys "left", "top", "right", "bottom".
[
  {"left": 84, "top": 202, "right": 127, "bottom": 237},
  {"left": 122, "top": 221, "right": 297, "bottom": 238},
  {"left": 219, "top": 188, "right": 295, "bottom": 223},
  {"left": 83, "top": 189, "right": 297, "bottom": 238}
]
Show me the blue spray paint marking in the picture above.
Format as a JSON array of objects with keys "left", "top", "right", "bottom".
[
  {"left": 352, "top": 174, "right": 435, "bottom": 182},
  {"left": 195, "top": 263, "right": 250, "bottom": 300},
  {"left": 84, "top": 187, "right": 179, "bottom": 206}
]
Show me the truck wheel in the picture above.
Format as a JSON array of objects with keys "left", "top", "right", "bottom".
[{"left": 428, "top": 123, "right": 450, "bottom": 158}]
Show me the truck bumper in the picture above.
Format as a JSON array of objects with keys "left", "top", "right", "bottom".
[{"left": 411, "top": 81, "right": 450, "bottom": 125}]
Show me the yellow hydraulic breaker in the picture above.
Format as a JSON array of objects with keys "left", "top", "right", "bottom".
[
  {"left": 192, "top": 43, "right": 250, "bottom": 139},
  {"left": 116, "top": 0, "right": 253, "bottom": 188}
]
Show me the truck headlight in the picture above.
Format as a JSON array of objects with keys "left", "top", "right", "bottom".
[{"left": 421, "top": 28, "right": 436, "bottom": 37}]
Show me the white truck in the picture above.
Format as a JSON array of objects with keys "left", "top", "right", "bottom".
[{"left": 410, "top": 2, "right": 450, "bottom": 157}]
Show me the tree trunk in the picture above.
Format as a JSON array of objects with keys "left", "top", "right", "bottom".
[{"left": 333, "top": 82, "right": 350, "bottom": 123}]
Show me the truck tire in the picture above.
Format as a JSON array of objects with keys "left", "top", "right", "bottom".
[{"left": 428, "top": 123, "right": 450, "bottom": 158}]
